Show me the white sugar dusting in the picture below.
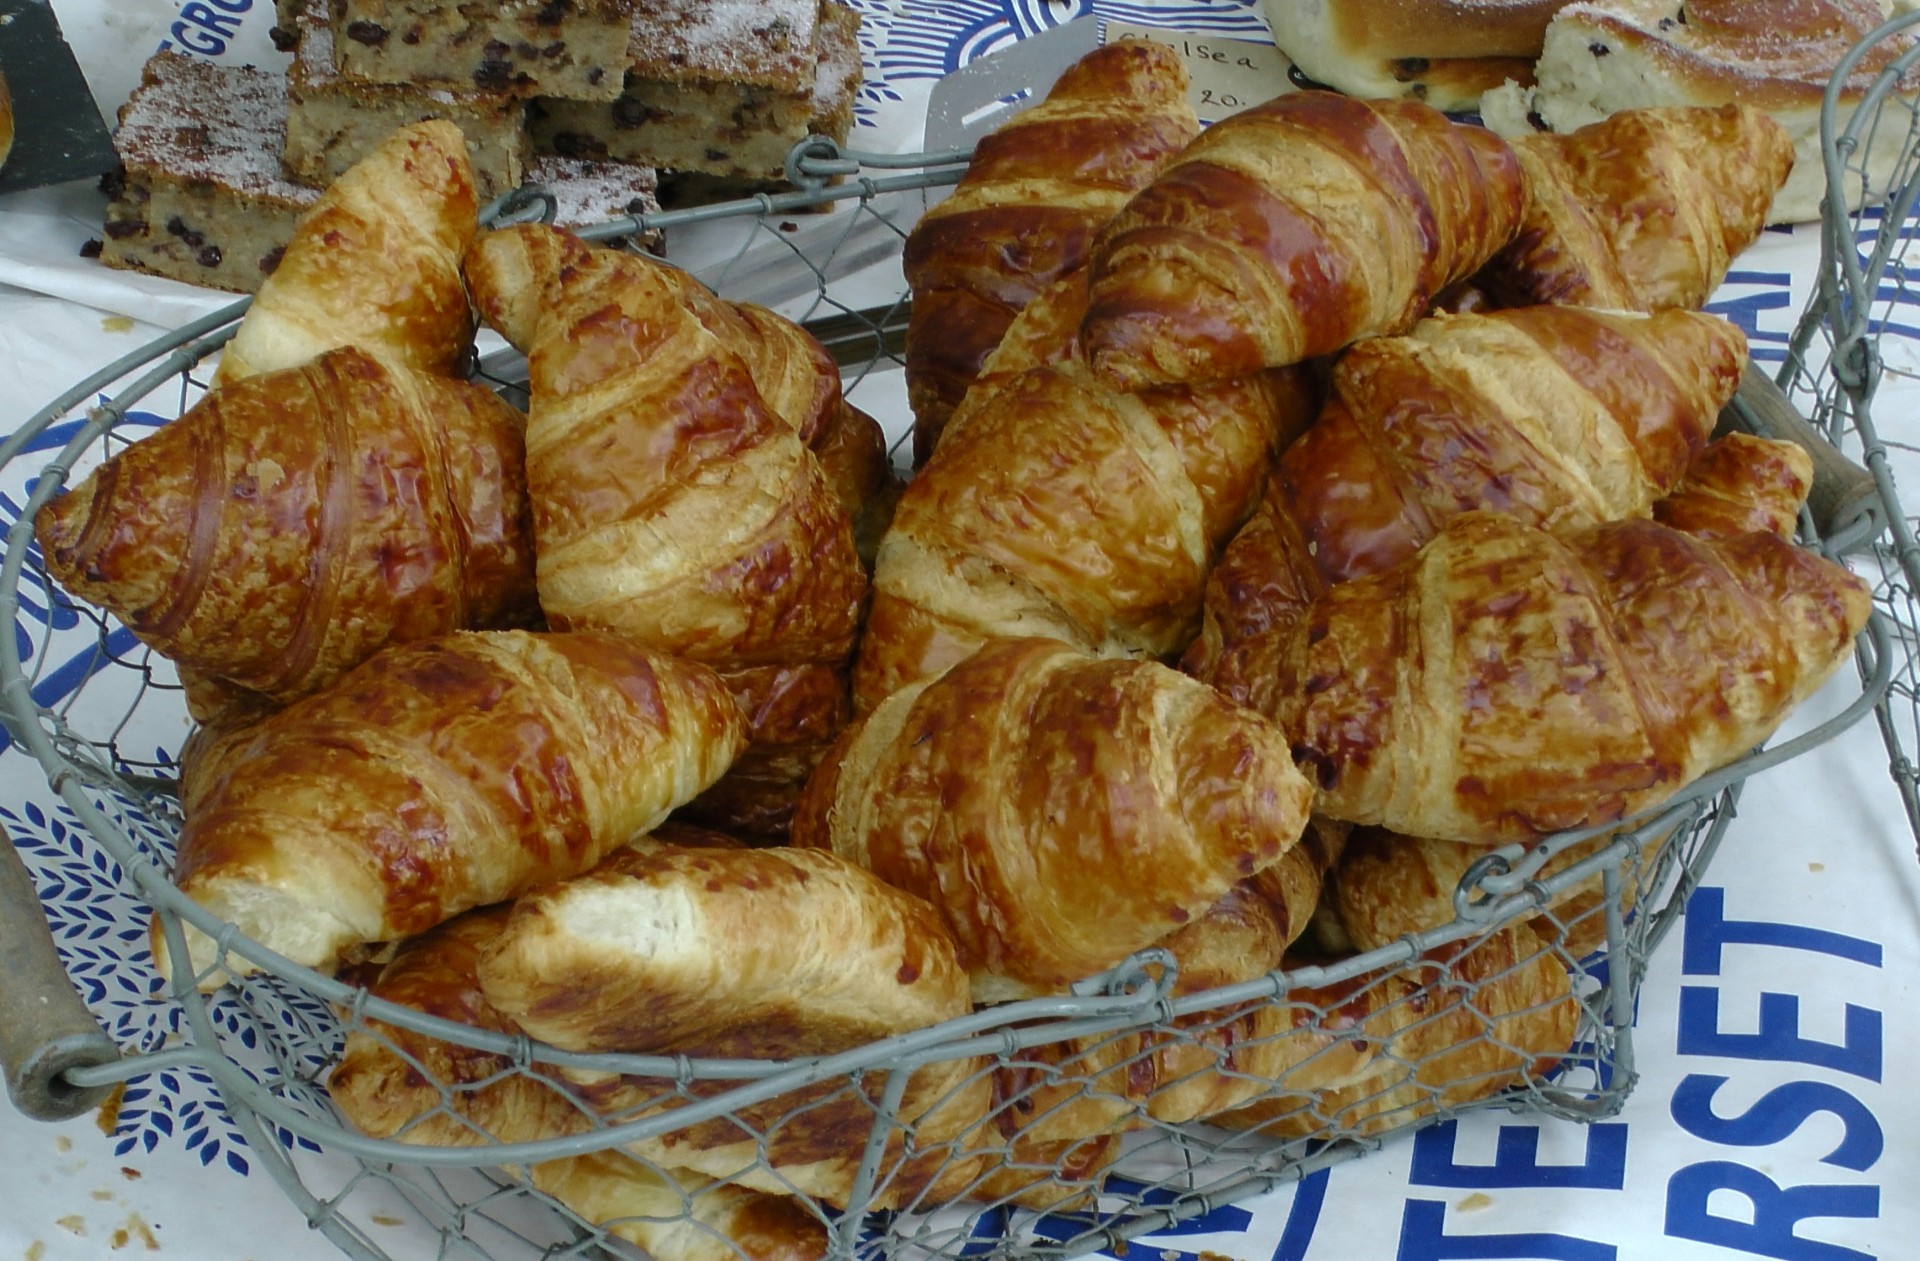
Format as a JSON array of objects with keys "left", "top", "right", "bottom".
[
  {"left": 1559, "top": 0, "right": 1920, "bottom": 90},
  {"left": 813, "top": 2, "right": 863, "bottom": 119},
  {"left": 529, "top": 155, "right": 663, "bottom": 226},
  {"left": 628, "top": 0, "right": 819, "bottom": 90},
  {"left": 115, "top": 53, "right": 319, "bottom": 203}
]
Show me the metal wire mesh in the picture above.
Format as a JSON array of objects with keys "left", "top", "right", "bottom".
[
  {"left": 0, "top": 112, "right": 1908, "bottom": 1261},
  {"left": 1780, "top": 8, "right": 1920, "bottom": 853}
]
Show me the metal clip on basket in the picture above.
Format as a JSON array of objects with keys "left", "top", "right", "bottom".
[{"left": 2, "top": 34, "right": 1918, "bottom": 1258}]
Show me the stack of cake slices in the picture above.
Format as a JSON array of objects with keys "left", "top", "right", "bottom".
[{"left": 99, "top": 0, "right": 863, "bottom": 294}]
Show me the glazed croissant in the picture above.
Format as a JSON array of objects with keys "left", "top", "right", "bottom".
[
  {"left": 1323, "top": 825, "right": 1649, "bottom": 961},
  {"left": 325, "top": 875, "right": 839, "bottom": 1261},
  {"left": 464, "top": 224, "right": 865, "bottom": 671},
  {"left": 1215, "top": 923, "right": 1579, "bottom": 1140},
  {"left": 326, "top": 903, "right": 593, "bottom": 1148},
  {"left": 855, "top": 269, "right": 1315, "bottom": 710},
  {"left": 994, "top": 823, "right": 1365, "bottom": 1146},
  {"left": 1472, "top": 104, "right": 1796, "bottom": 313},
  {"left": 36, "top": 347, "right": 537, "bottom": 711},
  {"left": 901, "top": 37, "right": 1200, "bottom": 461},
  {"left": 162, "top": 631, "right": 744, "bottom": 986},
  {"left": 478, "top": 838, "right": 989, "bottom": 1209},
  {"left": 1186, "top": 305, "right": 1745, "bottom": 682},
  {"left": 1234, "top": 510, "right": 1870, "bottom": 844},
  {"left": 796, "top": 638, "right": 1315, "bottom": 1003},
  {"left": 1081, "top": 91, "right": 1526, "bottom": 390},
  {"left": 532, "top": 1153, "right": 829, "bottom": 1261},
  {"left": 477, "top": 841, "right": 971, "bottom": 1056},
  {"left": 1654, "top": 430, "right": 1814, "bottom": 541},
  {"left": 213, "top": 120, "right": 477, "bottom": 386}
]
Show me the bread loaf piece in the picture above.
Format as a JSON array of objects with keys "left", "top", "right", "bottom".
[
  {"left": 1480, "top": 0, "right": 1920, "bottom": 224},
  {"left": 161, "top": 632, "right": 744, "bottom": 986},
  {"left": 902, "top": 38, "right": 1200, "bottom": 461},
  {"left": 1082, "top": 92, "right": 1525, "bottom": 390},
  {"left": 1264, "top": 0, "right": 1568, "bottom": 111},
  {"left": 1473, "top": 104, "right": 1795, "bottom": 310},
  {"left": 212, "top": 120, "right": 477, "bottom": 386},
  {"left": 1234, "top": 510, "right": 1870, "bottom": 843},
  {"left": 36, "top": 348, "right": 537, "bottom": 708},
  {"left": 797, "top": 638, "right": 1315, "bottom": 1003}
]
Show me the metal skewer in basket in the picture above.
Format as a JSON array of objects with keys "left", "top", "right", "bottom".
[{"left": 2, "top": 19, "right": 1918, "bottom": 1261}]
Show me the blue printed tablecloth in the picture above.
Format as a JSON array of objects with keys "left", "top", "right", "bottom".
[{"left": 2, "top": 3, "right": 1917, "bottom": 1260}]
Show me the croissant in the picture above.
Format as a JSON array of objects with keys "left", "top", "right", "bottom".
[
  {"left": 992, "top": 823, "right": 1365, "bottom": 1147},
  {"left": 901, "top": 38, "right": 1200, "bottom": 461},
  {"left": 532, "top": 1153, "right": 828, "bottom": 1261},
  {"left": 37, "top": 347, "right": 538, "bottom": 708},
  {"left": 327, "top": 903, "right": 594, "bottom": 1147},
  {"left": 1654, "top": 431, "right": 1813, "bottom": 542},
  {"left": 857, "top": 272, "right": 1315, "bottom": 710},
  {"left": 161, "top": 631, "right": 744, "bottom": 986},
  {"left": 324, "top": 867, "right": 841, "bottom": 1261},
  {"left": 1324, "top": 825, "right": 1652, "bottom": 961},
  {"left": 1215, "top": 923, "right": 1579, "bottom": 1140},
  {"left": 673, "top": 660, "right": 850, "bottom": 843},
  {"left": 1081, "top": 91, "right": 1525, "bottom": 390},
  {"left": 1233, "top": 510, "right": 1870, "bottom": 843},
  {"left": 478, "top": 841, "right": 970, "bottom": 1055},
  {"left": 1185, "top": 305, "right": 1745, "bottom": 682},
  {"left": 464, "top": 224, "right": 865, "bottom": 671},
  {"left": 472, "top": 836, "right": 989, "bottom": 1207},
  {"left": 212, "top": 121, "right": 476, "bottom": 386},
  {"left": 1471, "top": 104, "right": 1796, "bottom": 313},
  {"left": 797, "top": 637, "right": 1315, "bottom": 1003}
]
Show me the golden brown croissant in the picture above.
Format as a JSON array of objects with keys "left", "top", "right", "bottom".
[
  {"left": 327, "top": 903, "right": 594, "bottom": 1147},
  {"left": 1231, "top": 510, "right": 1870, "bottom": 844},
  {"left": 1472, "top": 104, "right": 1796, "bottom": 313},
  {"left": 325, "top": 869, "right": 843, "bottom": 1260},
  {"left": 1185, "top": 305, "right": 1746, "bottom": 682},
  {"left": 1323, "top": 825, "right": 1650, "bottom": 962},
  {"left": 477, "top": 841, "right": 970, "bottom": 1056},
  {"left": 990, "top": 826, "right": 1366, "bottom": 1147},
  {"left": 856, "top": 282, "right": 1315, "bottom": 709},
  {"left": 213, "top": 120, "right": 477, "bottom": 386},
  {"left": 1215, "top": 923, "right": 1579, "bottom": 1140},
  {"left": 673, "top": 661, "right": 851, "bottom": 844},
  {"left": 161, "top": 631, "right": 744, "bottom": 986},
  {"left": 464, "top": 224, "right": 865, "bottom": 671},
  {"left": 1080, "top": 91, "right": 1525, "bottom": 390},
  {"left": 37, "top": 347, "right": 538, "bottom": 708},
  {"left": 1654, "top": 431, "right": 1813, "bottom": 542},
  {"left": 796, "top": 637, "right": 1315, "bottom": 1003},
  {"left": 473, "top": 836, "right": 989, "bottom": 1209},
  {"left": 901, "top": 38, "right": 1201, "bottom": 461},
  {"left": 532, "top": 1152, "right": 829, "bottom": 1261}
]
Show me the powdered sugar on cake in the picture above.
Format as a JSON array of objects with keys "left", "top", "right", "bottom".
[
  {"left": 116, "top": 54, "right": 318, "bottom": 204},
  {"left": 628, "top": 0, "right": 819, "bottom": 91}
]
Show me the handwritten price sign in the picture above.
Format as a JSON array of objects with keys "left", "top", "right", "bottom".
[{"left": 1103, "top": 23, "right": 1295, "bottom": 122}]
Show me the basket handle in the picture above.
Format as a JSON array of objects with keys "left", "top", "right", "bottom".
[
  {"left": 0, "top": 830, "right": 120, "bottom": 1121},
  {"left": 1719, "top": 361, "right": 1884, "bottom": 551}
]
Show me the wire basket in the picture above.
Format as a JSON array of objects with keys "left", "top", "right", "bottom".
[{"left": 0, "top": 60, "right": 1913, "bottom": 1261}]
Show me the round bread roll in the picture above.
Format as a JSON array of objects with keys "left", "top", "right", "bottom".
[{"left": 1264, "top": 0, "right": 1569, "bottom": 111}]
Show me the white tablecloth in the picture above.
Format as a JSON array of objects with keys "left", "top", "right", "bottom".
[{"left": 3, "top": 3, "right": 1919, "bottom": 1260}]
